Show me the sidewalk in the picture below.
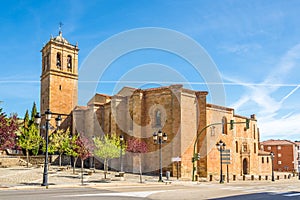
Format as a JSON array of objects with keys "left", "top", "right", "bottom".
[
  {"left": 0, "top": 166, "right": 299, "bottom": 190},
  {"left": 0, "top": 166, "right": 180, "bottom": 190}
]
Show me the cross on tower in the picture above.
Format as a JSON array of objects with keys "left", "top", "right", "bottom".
[{"left": 59, "top": 22, "right": 64, "bottom": 33}]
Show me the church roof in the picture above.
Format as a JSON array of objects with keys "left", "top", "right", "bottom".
[{"left": 52, "top": 31, "right": 69, "bottom": 44}]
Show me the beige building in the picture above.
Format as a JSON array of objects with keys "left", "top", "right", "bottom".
[{"left": 40, "top": 31, "right": 271, "bottom": 181}]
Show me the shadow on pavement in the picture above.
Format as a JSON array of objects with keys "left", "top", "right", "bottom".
[{"left": 210, "top": 192, "right": 299, "bottom": 199}]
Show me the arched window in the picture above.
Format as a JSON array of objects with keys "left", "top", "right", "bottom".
[
  {"left": 253, "top": 124, "right": 256, "bottom": 139},
  {"left": 56, "top": 52, "right": 61, "bottom": 68},
  {"left": 67, "top": 55, "right": 72, "bottom": 71},
  {"left": 155, "top": 110, "right": 161, "bottom": 127},
  {"left": 235, "top": 141, "right": 238, "bottom": 153},
  {"left": 222, "top": 117, "right": 228, "bottom": 135},
  {"left": 43, "top": 56, "right": 46, "bottom": 71}
]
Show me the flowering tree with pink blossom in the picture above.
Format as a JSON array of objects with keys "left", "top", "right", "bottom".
[
  {"left": 127, "top": 138, "right": 148, "bottom": 183},
  {"left": 0, "top": 108, "right": 19, "bottom": 150}
]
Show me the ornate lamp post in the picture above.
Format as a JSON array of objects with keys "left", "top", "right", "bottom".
[
  {"left": 216, "top": 140, "right": 226, "bottom": 183},
  {"left": 119, "top": 135, "right": 124, "bottom": 172},
  {"left": 35, "top": 109, "right": 61, "bottom": 186},
  {"left": 270, "top": 152, "right": 275, "bottom": 181},
  {"left": 153, "top": 130, "right": 167, "bottom": 182}
]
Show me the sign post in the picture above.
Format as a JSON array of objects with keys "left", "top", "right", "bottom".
[{"left": 172, "top": 157, "right": 181, "bottom": 180}]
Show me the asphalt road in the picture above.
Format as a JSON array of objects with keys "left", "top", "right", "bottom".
[{"left": 1, "top": 181, "right": 300, "bottom": 200}]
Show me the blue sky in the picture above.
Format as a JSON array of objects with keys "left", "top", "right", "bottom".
[{"left": 1, "top": 0, "right": 300, "bottom": 141}]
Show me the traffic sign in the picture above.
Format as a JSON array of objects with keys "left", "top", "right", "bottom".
[
  {"left": 221, "top": 153, "right": 231, "bottom": 157},
  {"left": 222, "top": 157, "right": 231, "bottom": 160},
  {"left": 172, "top": 157, "right": 181, "bottom": 162},
  {"left": 222, "top": 161, "right": 231, "bottom": 164}
]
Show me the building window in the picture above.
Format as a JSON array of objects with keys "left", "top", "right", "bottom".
[
  {"left": 155, "top": 110, "right": 161, "bottom": 127},
  {"left": 278, "top": 146, "right": 281, "bottom": 150},
  {"left": 260, "top": 145, "right": 264, "bottom": 150},
  {"left": 59, "top": 85, "right": 62, "bottom": 91},
  {"left": 222, "top": 117, "right": 228, "bottom": 135},
  {"left": 278, "top": 153, "right": 281, "bottom": 157},
  {"left": 243, "top": 143, "right": 248, "bottom": 152},
  {"left": 253, "top": 124, "right": 256, "bottom": 139},
  {"left": 254, "top": 143, "right": 257, "bottom": 154},
  {"left": 267, "top": 146, "right": 271, "bottom": 150},
  {"left": 67, "top": 55, "right": 72, "bottom": 71},
  {"left": 43, "top": 56, "right": 46, "bottom": 71},
  {"left": 56, "top": 52, "right": 61, "bottom": 68},
  {"left": 267, "top": 157, "right": 269, "bottom": 163},
  {"left": 278, "top": 161, "right": 282, "bottom": 165},
  {"left": 262, "top": 157, "right": 264, "bottom": 163},
  {"left": 235, "top": 141, "right": 238, "bottom": 153}
]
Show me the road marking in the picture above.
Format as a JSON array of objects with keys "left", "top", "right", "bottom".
[
  {"left": 283, "top": 193, "right": 300, "bottom": 197},
  {"left": 57, "top": 190, "right": 174, "bottom": 198}
]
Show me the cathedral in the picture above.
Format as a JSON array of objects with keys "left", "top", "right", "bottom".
[{"left": 39, "top": 31, "right": 271, "bottom": 180}]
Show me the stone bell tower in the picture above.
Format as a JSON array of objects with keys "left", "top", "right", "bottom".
[{"left": 40, "top": 29, "right": 79, "bottom": 125}]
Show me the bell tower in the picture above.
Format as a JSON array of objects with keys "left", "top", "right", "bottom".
[{"left": 40, "top": 30, "right": 79, "bottom": 124}]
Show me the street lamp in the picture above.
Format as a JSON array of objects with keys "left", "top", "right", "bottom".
[
  {"left": 153, "top": 130, "right": 167, "bottom": 182},
  {"left": 216, "top": 140, "right": 226, "bottom": 183},
  {"left": 270, "top": 152, "right": 275, "bottom": 182},
  {"left": 35, "top": 109, "right": 61, "bottom": 186},
  {"left": 119, "top": 135, "right": 124, "bottom": 172}
]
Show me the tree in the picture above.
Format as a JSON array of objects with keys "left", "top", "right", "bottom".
[
  {"left": 30, "top": 102, "right": 37, "bottom": 122},
  {"left": 18, "top": 123, "right": 42, "bottom": 167},
  {"left": 0, "top": 109, "right": 19, "bottom": 150},
  {"left": 75, "top": 134, "right": 94, "bottom": 185},
  {"left": 66, "top": 133, "right": 94, "bottom": 178},
  {"left": 65, "top": 133, "right": 79, "bottom": 174},
  {"left": 94, "top": 134, "right": 125, "bottom": 179},
  {"left": 127, "top": 138, "right": 148, "bottom": 183},
  {"left": 48, "top": 129, "right": 72, "bottom": 166},
  {"left": 18, "top": 104, "right": 43, "bottom": 167},
  {"left": 65, "top": 133, "right": 93, "bottom": 184},
  {"left": 23, "top": 110, "right": 30, "bottom": 129}
]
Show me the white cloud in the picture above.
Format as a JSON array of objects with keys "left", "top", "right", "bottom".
[
  {"left": 220, "top": 43, "right": 262, "bottom": 55},
  {"left": 224, "top": 43, "right": 300, "bottom": 140}
]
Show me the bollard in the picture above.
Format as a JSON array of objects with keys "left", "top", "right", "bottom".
[
  {"left": 209, "top": 175, "right": 213, "bottom": 182},
  {"left": 243, "top": 175, "right": 246, "bottom": 181},
  {"left": 265, "top": 175, "right": 268, "bottom": 180},
  {"left": 251, "top": 175, "right": 254, "bottom": 180},
  {"left": 277, "top": 175, "right": 279, "bottom": 180},
  {"left": 233, "top": 175, "right": 236, "bottom": 181},
  {"left": 166, "top": 171, "right": 170, "bottom": 181},
  {"left": 284, "top": 175, "right": 287, "bottom": 179}
]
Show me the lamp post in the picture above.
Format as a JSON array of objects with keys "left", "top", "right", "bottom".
[
  {"left": 35, "top": 109, "right": 61, "bottom": 186},
  {"left": 270, "top": 152, "right": 275, "bottom": 182},
  {"left": 119, "top": 135, "right": 124, "bottom": 172},
  {"left": 216, "top": 140, "right": 226, "bottom": 183},
  {"left": 153, "top": 130, "right": 167, "bottom": 182}
]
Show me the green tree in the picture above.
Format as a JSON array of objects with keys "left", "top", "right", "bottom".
[
  {"left": 23, "top": 110, "right": 30, "bottom": 129},
  {"left": 18, "top": 103, "right": 42, "bottom": 167},
  {"left": 30, "top": 102, "right": 37, "bottom": 122},
  {"left": 48, "top": 129, "right": 71, "bottom": 166},
  {"left": 18, "top": 123, "right": 42, "bottom": 167},
  {"left": 65, "top": 133, "right": 79, "bottom": 174},
  {"left": 94, "top": 134, "right": 125, "bottom": 179}
]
